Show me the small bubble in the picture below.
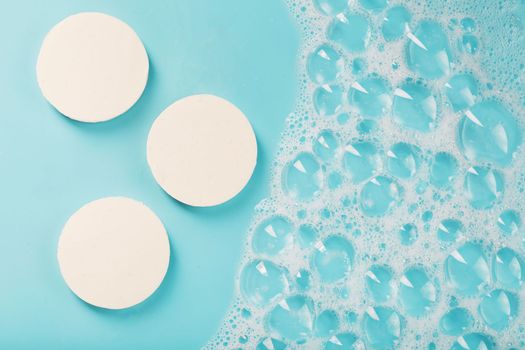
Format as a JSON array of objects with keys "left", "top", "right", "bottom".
[
  {"left": 399, "top": 223, "right": 418, "bottom": 246},
  {"left": 497, "top": 210, "right": 522, "bottom": 236}
]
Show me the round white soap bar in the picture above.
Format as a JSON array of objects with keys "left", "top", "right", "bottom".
[
  {"left": 36, "top": 12, "right": 149, "bottom": 122},
  {"left": 147, "top": 94, "right": 258, "bottom": 207},
  {"left": 57, "top": 197, "right": 170, "bottom": 309}
]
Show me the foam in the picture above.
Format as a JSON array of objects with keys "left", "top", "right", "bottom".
[{"left": 206, "top": 0, "right": 525, "bottom": 348}]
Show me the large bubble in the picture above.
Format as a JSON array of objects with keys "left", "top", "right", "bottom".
[
  {"left": 464, "top": 166, "right": 504, "bottom": 209},
  {"left": 267, "top": 295, "right": 315, "bottom": 342},
  {"left": 311, "top": 235, "right": 355, "bottom": 283},
  {"left": 444, "top": 242, "right": 490, "bottom": 296},
  {"left": 348, "top": 76, "right": 392, "bottom": 118},
  {"left": 406, "top": 20, "right": 452, "bottom": 79},
  {"left": 457, "top": 100, "right": 522, "bottom": 167},
  {"left": 398, "top": 266, "right": 438, "bottom": 317},
  {"left": 360, "top": 176, "right": 403, "bottom": 216},
  {"left": 362, "top": 306, "right": 403, "bottom": 349},
  {"left": 392, "top": 82, "right": 437, "bottom": 132},
  {"left": 240, "top": 260, "right": 289, "bottom": 306},
  {"left": 282, "top": 152, "right": 323, "bottom": 201},
  {"left": 327, "top": 12, "right": 371, "bottom": 52}
]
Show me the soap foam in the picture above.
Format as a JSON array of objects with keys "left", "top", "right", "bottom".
[{"left": 206, "top": 0, "right": 525, "bottom": 349}]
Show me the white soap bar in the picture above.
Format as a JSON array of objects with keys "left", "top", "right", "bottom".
[
  {"left": 37, "top": 12, "right": 149, "bottom": 122},
  {"left": 147, "top": 94, "right": 258, "bottom": 207},
  {"left": 57, "top": 197, "right": 170, "bottom": 309}
]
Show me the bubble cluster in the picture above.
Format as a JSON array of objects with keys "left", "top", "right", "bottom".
[{"left": 206, "top": 0, "right": 525, "bottom": 349}]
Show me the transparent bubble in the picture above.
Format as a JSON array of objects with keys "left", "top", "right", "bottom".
[
  {"left": 240, "top": 260, "right": 289, "bottom": 306},
  {"left": 314, "top": 84, "right": 344, "bottom": 117},
  {"left": 457, "top": 100, "right": 522, "bottom": 166},
  {"left": 422, "top": 210, "right": 433, "bottom": 222},
  {"left": 360, "top": 176, "right": 403, "bottom": 217},
  {"left": 393, "top": 82, "right": 437, "bottom": 132},
  {"left": 267, "top": 295, "right": 315, "bottom": 342},
  {"left": 381, "top": 6, "right": 411, "bottom": 41},
  {"left": 313, "top": 0, "right": 348, "bottom": 16},
  {"left": 297, "top": 224, "right": 319, "bottom": 248},
  {"left": 307, "top": 45, "right": 344, "bottom": 84},
  {"left": 327, "top": 13, "right": 371, "bottom": 52},
  {"left": 398, "top": 266, "right": 438, "bottom": 317},
  {"left": 327, "top": 171, "right": 343, "bottom": 189},
  {"left": 239, "top": 335, "right": 249, "bottom": 344},
  {"left": 358, "top": 0, "right": 387, "bottom": 12},
  {"left": 256, "top": 337, "right": 288, "bottom": 350},
  {"left": 460, "top": 34, "right": 479, "bottom": 55},
  {"left": 343, "top": 141, "right": 381, "bottom": 183},
  {"left": 437, "top": 219, "right": 463, "bottom": 242},
  {"left": 313, "top": 130, "right": 340, "bottom": 163},
  {"left": 445, "top": 73, "right": 479, "bottom": 112},
  {"left": 478, "top": 289, "right": 518, "bottom": 331},
  {"left": 444, "top": 242, "right": 490, "bottom": 296},
  {"left": 324, "top": 333, "right": 363, "bottom": 350},
  {"left": 450, "top": 333, "right": 494, "bottom": 350},
  {"left": 464, "top": 166, "right": 504, "bottom": 210},
  {"left": 252, "top": 216, "right": 293, "bottom": 255},
  {"left": 497, "top": 210, "right": 522, "bottom": 236},
  {"left": 296, "top": 268, "right": 311, "bottom": 292},
  {"left": 282, "top": 152, "right": 323, "bottom": 201},
  {"left": 399, "top": 223, "right": 418, "bottom": 245},
  {"left": 362, "top": 306, "right": 403, "bottom": 349},
  {"left": 439, "top": 307, "right": 473, "bottom": 336},
  {"left": 314, "top": 309, "right": 340, "bottom": 337},
  {"left": 387, "top": 142, "right": 421, "bottom": 179},
  {"left": 352, "top": 57, "right": 367, "bottom": 75},
  {"left": 356, "top": 119, "right": 378, "bottom": 135},
  {"left": 429, "top": 152, "right": 458, "bottom": 188},
  {"left": 493, "top": 247, "right": 525, "bottom": 290},
  {"left": 345, "top": 311, "right": 358, "bottom": 325},
  {"left": 365, "top": 265, "right": 394, "bottom": 303},
  {"left": 348, "top": 76, "right": 392, "bottom": 119},
  {"left": 311, "top": 235, "right": 355, "bottom": 283},
  {"left": 337, "top": 113, "right": 350, "bottom": 125},
  {"left": 406, "top": 20, "right": 452, "bottom": 79},
  {"left": 241, "top": 308, "right": 251, "bottom": 319},
  {"left": 460, "top": 17, "right": 476, "bottom": 32}
]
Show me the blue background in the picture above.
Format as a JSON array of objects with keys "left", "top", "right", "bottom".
[{"left": 0, "top": 1, "right": 298, "bottom": 348}]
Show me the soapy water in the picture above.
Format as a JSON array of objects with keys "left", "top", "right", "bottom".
[{"left": 206, "top": 0, "right": 525, "bottom": 349}]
